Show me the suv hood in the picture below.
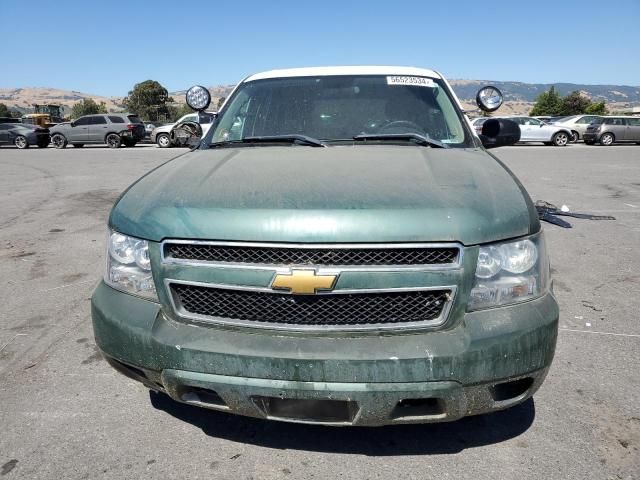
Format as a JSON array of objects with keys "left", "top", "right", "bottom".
[{"left": 110, "top": 146, "right": 538, "bottom": 245}]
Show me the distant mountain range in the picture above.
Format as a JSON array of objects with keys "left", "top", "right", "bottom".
[
  {"left": 448, "top": 80, "right": 640, "bottom": 104},
  {"left": 2, "top": 80, "right": 638, "bottom": 117}
]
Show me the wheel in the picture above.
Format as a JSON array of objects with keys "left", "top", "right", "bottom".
[
  {"left": 106, "top": 133, "right": 121, "bottom": 148},
  {"left": 14, "top": 135, "right": 29, "bottom": 149},
  {"left": 552, "top": 131, "right": 569, "bottom": 146},
  {"left": 156, "top": 133, "right": 171, "bottom": 148},
  {"left": 599, "top": 133, "right": 614, "bottom": 146},
  {"left": 51, "top": 133, "right": 67, "bottom": 149},
  {"left": 123, "top": 139, "right": 136, "bottom": 147},
  {"left": 570, "top": 131, "right": 579, "bottom": 143},
  {"left": 72, "top": 144, "right": 84, "bottom": 148}
]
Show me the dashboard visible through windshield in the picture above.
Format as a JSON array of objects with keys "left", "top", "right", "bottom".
[{"left": 209, "top": 75, "right": 473, "bottom": 148}]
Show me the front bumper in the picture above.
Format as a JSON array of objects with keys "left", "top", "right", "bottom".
[
  {"left": 582, "top": 132, "right": 598, "bottom": 142},
  {"left": 92, "top": 281, "right": 558, "bottom": 426}
]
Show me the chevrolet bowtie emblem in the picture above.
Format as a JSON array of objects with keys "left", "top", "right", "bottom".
[{"left": 271, "top": 269, "right": 338, "bottom": 295}]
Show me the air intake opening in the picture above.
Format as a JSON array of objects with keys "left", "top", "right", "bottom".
[
  {"left": 490, "top": 377, "right": 534, "bottom": 402},
  {"left": 177, "top": 386, "right": 228, "bottom": 408},
  {"left": 252, "top": 396, "right": 358, "bottom": 424},
  {"left": 391, "top": 398, "right": 445, "bottom": 419}
]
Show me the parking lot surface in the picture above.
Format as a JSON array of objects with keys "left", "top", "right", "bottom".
[{"left": 1, "top": 144, "right": 639, "bottom": 479}]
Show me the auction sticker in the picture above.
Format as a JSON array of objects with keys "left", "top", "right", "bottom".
[{"left": 387, "top": 76, "right": 436, "bottom": 87}]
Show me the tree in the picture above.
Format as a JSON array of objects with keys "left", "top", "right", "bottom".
[
  {"left": 585, "top": 101, "right": 608, "bottom": 115},
  {"left": 558, "top": 91, "right": 591, "bottom": 116},
  {"left": 0, "top": 103, "right": 20, "bottom": 118},
  {"left": 529, "top": 86, "right": 562, "bottom": 116},
  {"left": 71, "top": 98, "right": 107, "bottom": 118},
  {"left": 123, "top": 80, "right": 174, "bottom": 121},
  {"left": 171, "top": 103, "right": 195, "bottom": 121}
]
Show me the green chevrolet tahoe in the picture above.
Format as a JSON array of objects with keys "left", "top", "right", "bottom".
[{"left": 91, "top": 66, "right": 559, "bottom": 426}]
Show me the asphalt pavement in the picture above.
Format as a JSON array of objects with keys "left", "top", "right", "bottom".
[{"left": 0, "top": 143, "right": 638, "bottom": 479}]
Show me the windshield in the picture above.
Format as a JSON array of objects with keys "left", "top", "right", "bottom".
[{"left": 209, "top": 75, "right": 473, "bottom": 147}]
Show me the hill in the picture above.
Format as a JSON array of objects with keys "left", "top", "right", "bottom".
[
  {"left": 2, "top": 80, "right": 638, "bottom": 118},
  {"left": 0, "top": 87, "right": 124, "bottom": 115}
]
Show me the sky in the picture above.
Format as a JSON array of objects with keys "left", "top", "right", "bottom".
[{"left": 2, "top": 0, "right": 639, "bottom": 96}]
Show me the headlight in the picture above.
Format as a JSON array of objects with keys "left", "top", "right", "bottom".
[
  {"left": 105, "top": 230, "right": 157, "bottom": 301},
  {"left": 468, "top": 232, "right": 549, "bottom": 311}
]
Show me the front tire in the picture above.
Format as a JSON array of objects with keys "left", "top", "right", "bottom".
[
  {"left": 51, "top": 133, "right": 67, "bottom": 149},
  {"left": 552, "top": 131, "right": 569, "bottom": 146},
  {"left": 14, "top": 135, "right": 29, "bottom": 149},
  {"left": 570, "top": 131, "right": 579, "bottom": 143},
  {"left": 106, "top": 133, "right": 121, "bottom": 149},
  {"left": 123, "top": 139, "right": 137, "bottom": 147},
  {"left": 156, "top": 133, "right": 171, "bottom": 148},
  {"left": 600, "top": 133, "right": 615, "bottom": 146}
]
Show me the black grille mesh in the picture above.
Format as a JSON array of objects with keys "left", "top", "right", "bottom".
[
  {"left": 172, "top": 284, "right": 450, "bottom": 326},
  {"left": 165, "top": 243, "right": 458, "bottom": 266}
]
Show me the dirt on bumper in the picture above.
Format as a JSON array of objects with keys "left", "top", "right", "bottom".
[{"left": 92, "top": 281, "right": 558, "bottom": 426}]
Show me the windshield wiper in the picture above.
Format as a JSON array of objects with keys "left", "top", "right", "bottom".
[
  {"left": 353, "top": 133, "right": 448, "bottom": 148},
  {"left": 212, "top": 134, "right": 326, "bottom": 148}
]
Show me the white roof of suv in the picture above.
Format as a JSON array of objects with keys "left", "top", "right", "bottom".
[{"left": 245, "top": 66, "right": 441, "bottom": 82}]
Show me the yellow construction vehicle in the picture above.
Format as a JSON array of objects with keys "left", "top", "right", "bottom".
[{"left": 22, "top": 104, "right": 66, "bottom": 127}]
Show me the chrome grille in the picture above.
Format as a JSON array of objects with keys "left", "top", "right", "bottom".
[
  {"left": 164, "top": 242, "right": 459, "bottom": 266},
  {"left": 170, "top": 283, "right": 451, "bottom": 327}
]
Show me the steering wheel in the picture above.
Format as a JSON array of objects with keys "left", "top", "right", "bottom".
[{"left": 378, "top": 120, "right": 425, "bottom": 135}]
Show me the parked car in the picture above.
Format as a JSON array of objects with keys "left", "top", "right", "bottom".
[
  {"left": 144, "top": 122, "right": 156, "bottom": 139},
  {"left": 470, "top": 117, "right": 488, "bottom": 135},
  {"left": 549, "top": 114, "right": 603, "bottom": 142},
  {"left": 504, "top": 116, "right": 572, "bottom": 146},
  {"left": 49, "top": 114, "right": 146, "bottom": 149},
  {"left": 92, "top": 67, "right": 558, "bottom": 427},
  {"left": 0, "top": 117, "right": 21, "bottom": 124},
  {"left": 150, "top": 111, "right": 216, "bottom": 148},
  {"left": 535, "top": 116, "right": 565, "bottom": 124},
  {"left": 583, "top": 116, "right": 640, "bottom": 146},
  {"left": 0, "top": 122, "right": 50, "bottom": 149}
]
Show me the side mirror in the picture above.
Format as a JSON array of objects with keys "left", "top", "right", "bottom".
[
  {"left": 170, "top": 121, "right": 203, "bottom": 148},
  {"left": 479, "top": 119, "right": 520, "bottom": 149},
  {"left": 70, "top": 121, "right": 76, "bottom": 127}
]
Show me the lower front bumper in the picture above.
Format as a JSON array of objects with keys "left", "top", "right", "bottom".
[
  {"left": 105, "top": 354, "right": 548, "bottom": 426},
  {"left": 582, "top": 133, "right": 598, "bottom": 142},
  {"left": 92, "top": 281, "right": 558, "bottom": 426}
]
